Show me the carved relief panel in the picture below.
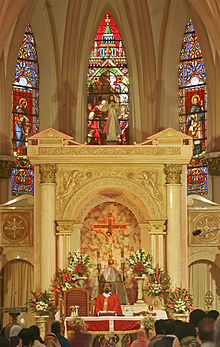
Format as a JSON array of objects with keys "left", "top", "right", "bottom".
[
  {"left": 189, "top": 211, "right": 220, "bottom": 246},
  {"left": 55, "top": 166, "right": 166, "bottom": 221},
  {"left": 0, "top": 211, "right": 32, "bottom": 245}
]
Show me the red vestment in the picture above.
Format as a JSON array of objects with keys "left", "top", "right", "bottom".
[{"left": 94, "top": 293, "right": 122, "bottom": 316}]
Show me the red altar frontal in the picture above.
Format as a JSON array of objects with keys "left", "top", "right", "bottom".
[{"left": 65, "top": 316, "right": 142, "bottom": 346}]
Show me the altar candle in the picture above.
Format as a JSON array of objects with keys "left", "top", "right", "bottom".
[{"left": 97, "top": 250, "right": 101, "bottom": 264}]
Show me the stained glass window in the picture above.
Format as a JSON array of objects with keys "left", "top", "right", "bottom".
[
  {"left": 87, "top": 12, "right": 129, "bottom": 145},
  {"left": 12, "top": 24, "right": 39, "bottom": 195},
  {"left": 179, "top": 19, "right": 207, "bottom": 195}
]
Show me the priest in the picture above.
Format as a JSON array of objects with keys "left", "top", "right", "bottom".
[{"left": 94, "top": 282, "right": 122, "bottom": 316}]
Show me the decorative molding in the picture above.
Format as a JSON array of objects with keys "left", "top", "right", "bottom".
[
  {"left": 39, "top": 164, "right": 56, "bottom": 183},
  {"left": 2, "top": 215, "right": 27, "bottom": 241},
  {"left": 193, "top": 215, "right": 219, "bottom": 242},
  {"left": 189, "top": 212, "right": 220, "bottom": 246},
  {"left": 58, "top": 176, "right": 164, "bottom": 222},
  {"left": 56, "top": 221, "right": 78, "bottom": 235},
  {"left": 56, "top": 168, "right": 165, "bottom": 220},
  {"left": 36, "top": 146, "right": 181, "bottom": 159},
  {"left": 164, "top": 164, "right": 182, "bottom": 184},
  {"left": 147, "top": 220, "right": 167, "bottom": 234},
  {"left": 0, "top": 160, "right": 14, "bottom": 179}
]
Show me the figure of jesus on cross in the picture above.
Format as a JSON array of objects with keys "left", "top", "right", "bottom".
[{"left": 92, "top": 211, "right": 128, "bottom": 256}]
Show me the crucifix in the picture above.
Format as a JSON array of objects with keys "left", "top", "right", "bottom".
[{"left": 92, "top": 211, "right": 128, "bottom": 263}]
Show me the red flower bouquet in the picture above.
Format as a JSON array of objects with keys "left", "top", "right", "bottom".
[{"left": 144, "top": 267, "right": 171, "bottom": 297}]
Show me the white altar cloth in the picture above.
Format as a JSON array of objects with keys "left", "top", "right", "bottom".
[{"left": 64, "top": 310, "right": 167, "bottom": 338}]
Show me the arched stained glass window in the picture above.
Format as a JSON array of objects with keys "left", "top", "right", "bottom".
[
  {"left": 12, "top": 24, "right": 39, "bottom": 195},
  {"left": 87, "top": 12, "right": 129, "bottom": 145},
  {"left": 179, "top": 19, "right": 207, "bottom": 195}
]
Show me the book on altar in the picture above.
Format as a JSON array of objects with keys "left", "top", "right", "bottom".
[{"left": 98, "top": 311, "right": 116, "bottom": 316}]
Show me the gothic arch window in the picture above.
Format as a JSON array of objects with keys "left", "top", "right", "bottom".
[
  {"left": 87, "top": 12, "right": 129, "bottom": 145},
  {"left": 179, "top": 19, "right": 207, "bottom": 195},
  {"left": 12, "top": 24, "right": 39, "bottom": 195}
]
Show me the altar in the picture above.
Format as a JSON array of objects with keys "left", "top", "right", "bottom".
[
  {"left": 64, "top": 310, "right": 168, "bottom": 346},
  {"left": 27, "top": 127, "right": 192, "bottom": 295}
]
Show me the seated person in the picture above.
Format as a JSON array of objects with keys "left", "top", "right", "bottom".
[{"left": 94, "top": 281, "right": 122, "bottom": 316}]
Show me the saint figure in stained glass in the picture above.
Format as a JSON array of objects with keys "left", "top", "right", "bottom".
[
  {"left": 12, "top": 24, "right": 39, "bottom": 195},
  {"left": 179, "top": 19, "right": 207, "bottom": 195},
  {"left": 87, "top": 12, "right": 129, "bottom": 145}
]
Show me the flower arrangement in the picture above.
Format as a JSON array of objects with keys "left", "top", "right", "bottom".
[
  {"left": 26, "top": 289, "right": 55, "bottom": 315},
  {"left": 127, "top": 249, "right": 153, "bottom": 276},
  {"left": 165, "top": 286, "right": 195, "bottom": 313},
  {"left": 144, "top": 267, "right": 171, "bottom": 298},
  {"left": 68, "top": 316, "right": 87, "bottom": 331},
  {"left": 68, "top": 251, "right": 91, "bottom": 277},
  {"left": 51, "top": 269, "right": 79, "bottom": 295},
  {"left": 141, "top": 315, "right": 155, "bottom": 331}
]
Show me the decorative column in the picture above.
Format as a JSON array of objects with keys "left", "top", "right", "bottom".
[
  {"left": 164, "top": 164, "right": 182, "bottom": 287},
  {"left": 147, "top": 221, "right": 166, "bottom": 268},
  {"left": 70, "top": 223, "right": 82, "bottom": 252},
  {"left": 139, "top": 224, "right": 150, "bottom": 250},
  {"left": 39, "top": 164, "right": 56, "bottom": 289},
  {"left": 56, "top": 221, "right": 77, "bottom": 269}
]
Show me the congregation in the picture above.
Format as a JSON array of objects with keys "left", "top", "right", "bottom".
[{"left": 0, "top": 309, "right": 220, "bottom": 347}]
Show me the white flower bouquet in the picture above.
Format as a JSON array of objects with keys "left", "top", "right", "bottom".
[{"left": 127, "top": 249, "right": 153, "bottom": 276}]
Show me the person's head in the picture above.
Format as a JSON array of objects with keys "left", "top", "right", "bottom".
[
  {"left": 154, "top": 319, "right": 165, "bottom": 335},
  {"left": 214, "top": 315, "right": 220, "bottom": 347},
  {"left": 103, "top": 282, "right": 111, "bottom": 294},
  {"left": 23, "top": 329, "right": 35, "bottom": 346},
  {"left": 4, "top": 324, "right": 14, "bottom": 339},
  {"left": 51, "top": 321, "right": 61, "bottom": 335},
  {"left": 198, "top": 317, "right": 215, "bottom": 343},
  {"left": 18, "top": 328, "right": 28, "bottom": 345},
  {"left": 163, "top": 319, "right": 176, "bottom": 335},
  {"left": 192, "top": 95, "right": 199, "bottom": 105},
  {"left": 109, "top": 95, "right": 115, "bottom": 103},
  {"left": 9, "top": 325, "right": 22, "bottom": 338},
  {"left": 28, "top": 325, "right": 40, "bottom": 340},
  {"left": 137, "top": 328, "right": 148, "bottom": 341},
  {"left": 19, "top": 98, "right": 27, "bottom": 109},
  {"left": 189, "top": 309, "right": 207, "bottom": 327},
  {"left": 175, "top": 322, "right": 197, "bottom": 341},
  {"left": 207, "top": 310, "right": 219, "bottom": 320}
]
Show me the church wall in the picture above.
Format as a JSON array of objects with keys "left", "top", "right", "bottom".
[
  {"left": 1, "top": 0, "right": 220, "bottom": 311},
  {"left": 188, "top": 203, "right": 220, "bottom": 310}
]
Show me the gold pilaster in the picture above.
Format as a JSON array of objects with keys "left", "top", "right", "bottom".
[{"left": 147, "top": 220, "right": 166, "bottom": 268}]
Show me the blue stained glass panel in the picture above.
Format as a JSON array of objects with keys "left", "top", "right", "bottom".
[
  {"left": 12, "top": 24, "right": 39, "bottom": 195},
  {"left": 178, "top": 19, "right": 207, "bottom": 195}
]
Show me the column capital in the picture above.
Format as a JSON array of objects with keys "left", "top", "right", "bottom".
[
  {"left": 56, "top": 221, "right": 82, "bottom": 235},
  {"left": 147, "top": 220, "right": 166, "bottom": 234},
  {"left": 164, "top": 164, "right": 182, "bottom": 184},
  {"left": 39, "top": 164, "right": 56, "bottom": 183}
]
